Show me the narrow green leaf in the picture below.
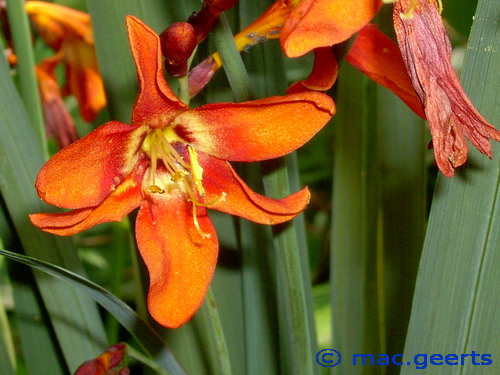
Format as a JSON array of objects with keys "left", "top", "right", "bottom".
[
  {"left": 5, "top": 0, "right": 46, "bottom": 151},
  {"left": 0, "top": 257, "right": 15, "bottom": 375},
  {"left": 0, "top": 248, "right": 186, "bottom": 375},
  {"left": 330, "top": 64, "right": 383, "bottom": 374},
  {"left": 212, "top": 13, "right": 253, "bottom": 101},
  {"left": 402, "top": 0, "right": 500, "bottom": 373}
]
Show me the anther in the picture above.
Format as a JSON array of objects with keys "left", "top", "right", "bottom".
[{"left": 148, "top": 185, "right": 165, "bottom": 194}]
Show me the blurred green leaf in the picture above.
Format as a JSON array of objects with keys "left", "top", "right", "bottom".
[
  {"left": 330, "top": 64, "right": 383, "bottom": 375},
  {"left": 5, "top": 0, "right": 46, "bottom": 150}
]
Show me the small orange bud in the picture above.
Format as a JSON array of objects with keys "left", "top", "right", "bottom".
[{"left": 160, "top": 22, "right": 197, "bottom": 77}]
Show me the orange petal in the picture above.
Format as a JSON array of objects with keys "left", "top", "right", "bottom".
[
  {"left": 136, "top": 193, "right": 218, "bottom": 328},
  {"left": 126, "top": 16, "right": 187, "bottom": 126},
  {"left": 346, "top": 24, "right": 426, "bottom": 119},
  {"left": 286, "top": 47, "right": 338, "bottom": 94},
  {"left": 281, "top": 0, "right": 382, "bottom": 57},
  {"left": 199, "top": 153, "right": 310, "bottom": 224},
  {"left": 35, "top": 121, "right": 142, "bottom": 209},
  {"left": 30, "top": 163, "right": 145, "bottom": 236},
  {"left": 176, "top": 92, "right": 334, "bottom": 161}
]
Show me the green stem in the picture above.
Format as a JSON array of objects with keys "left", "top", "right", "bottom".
[
  {"left": 212, "top": 10, "right": 315, "bottom": 374},
  {"left": 212, "top": 13, "right": 253, "bottom": 101},
  {"left": 5, "top": 0, "right": 47, "bottom": 157},
  {"left": 206, "top": 288, "right": 233, "bottom": 375}
]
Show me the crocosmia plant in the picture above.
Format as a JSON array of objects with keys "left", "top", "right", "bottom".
[{"left": 0, "top": 0, "right": 499, "bottom": 374}]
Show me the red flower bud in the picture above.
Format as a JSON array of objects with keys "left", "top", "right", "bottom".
[{"left": 160, "top": 22, "right": 197, "bottom": 77}]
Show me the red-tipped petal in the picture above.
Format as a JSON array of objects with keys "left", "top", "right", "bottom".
[
  {"left": 199, "top": 153, "right": 310, "bottom": 224},
  {"left": 126, "top": 16, "right": 187, "bottom": 126},
  {"left": 35, "top": 64, "right": 78, "bottom": 148},
  {"left": 136, "top": 193, "right": 218, "bottom": 328},
  {"left": 347, "top": 24, "right": 426, "bottom": 119},
  {"left": 281, "top": 0, "right": 382, "bottom": 57},
  {"left": 35, "top": 121, "right": 142, "bottom": 209},
  {"left": 175, "top": 92, "right": 334, "bottom": 161},
  {"left": 287, "top": 47, "right": 338, "bottom": 94},
  {"left": 30, "top": 163, "right": 145, "bottom": 236}
]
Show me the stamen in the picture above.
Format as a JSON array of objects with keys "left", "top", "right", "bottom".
[
  {"left": 156, "top": 129, "right": 190, "bottom": 169},
  {"left": 148, "top": 185, "right": 165, "bottom": 194},
  {"left": 191, "top": 204, "right": 210, "bottom": 238},
  {"left": 142, "top": 128, "right": 228, "bottom": 239},
  {"left": 437, "top": 0, "right": 443, "bottom": 13},
  {"left": 188, "top": 145, "right": 205, "bottom": 196}
]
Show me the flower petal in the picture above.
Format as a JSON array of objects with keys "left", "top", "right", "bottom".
[
  {"left": 175, "top": 92, "right": 334, "bottom": 161},
  {"left": 346, "top": 24, "right": 426, "bottom": 119},
  {"left": 281, "top": 0, "right": 382, "bottom": 57},
  {"left": 30, "top": 162, "right": 145, "bottom": 236},
  {"left": 136, "top": 193, "right": 218, "bottom": 328},
  {"left": 199, "top": 153, "right": 310, "bottom": 224},
  {"left": 126, "top": 16, "right": 187, "bottom": 126},
  {"left": 286, "top": 47, "right": 338, "bottom": 94},
  {"left": 35, "top": 121, "right": 143, "bottom": 209}
]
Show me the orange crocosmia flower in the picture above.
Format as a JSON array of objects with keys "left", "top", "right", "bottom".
[
  {"left": 30, "top": 16, "right": 335, "bottom": 328},
  {"left": 74, "top": 343, "right": 129, "bottom": 375},
  {"left": 25, "top": 1, "right": 105, "bottom": 122},
  {"left": 393, "top": 0, "right": 500, "bottom": 176}
]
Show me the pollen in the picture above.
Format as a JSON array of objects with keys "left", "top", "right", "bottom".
[{"left": 141, "top": 128, "right": 225, "bottom": 238}]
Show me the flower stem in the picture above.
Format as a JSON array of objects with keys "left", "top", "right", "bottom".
[
  {"left": 206, "top": 288, "right": 233, "bottom": 375},
  {"left": 212, "top": 9, "right": 316, "bottom": 375}
]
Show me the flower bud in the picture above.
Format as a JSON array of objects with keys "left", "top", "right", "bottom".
[{"left": 160, "top": 22, "right": 197, "bottom": 77}]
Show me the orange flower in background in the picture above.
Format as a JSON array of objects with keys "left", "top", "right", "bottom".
[
  {"left": 392, "top": 0, "right": 500, "bottom": 176},
  {"left": 189, "top": 0, "right": 382, "bottom": 96},
  {"left": 30, "top": 16, "right": 334, "bottom": 328},
  {"left": 25, "top": 1, "right": 105, "bottom": 122}
]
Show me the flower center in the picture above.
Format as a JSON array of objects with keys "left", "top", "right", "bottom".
[{"left": 141, "top": 128, "right": 225, "bottom": 238}]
